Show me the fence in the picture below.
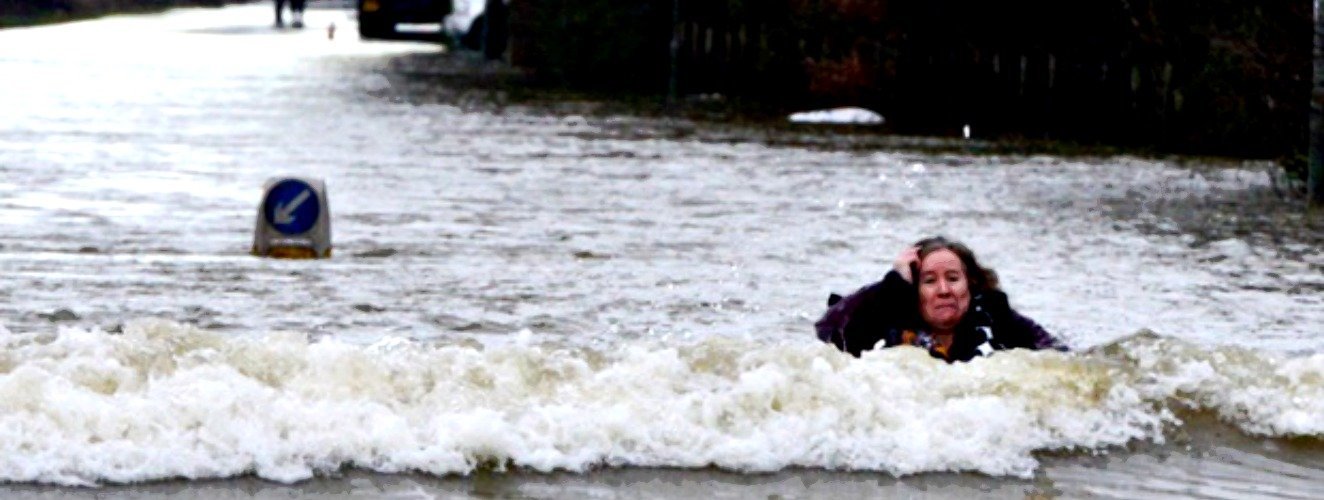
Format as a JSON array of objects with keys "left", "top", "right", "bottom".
[{"left": 509, "top": 0, "right": 1309, "bottom": 158}]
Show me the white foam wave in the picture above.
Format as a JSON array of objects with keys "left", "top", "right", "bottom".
[
  {"left": 0, "top": 321, "right": 1319, "bottom": 485},
  {"left": 1101, "top": 331, "right": 1324, "bottom": 437}
]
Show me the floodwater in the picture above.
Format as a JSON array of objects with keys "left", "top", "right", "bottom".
[{"left": 0, "top": 3, "right": 1321, "bottom": 499}]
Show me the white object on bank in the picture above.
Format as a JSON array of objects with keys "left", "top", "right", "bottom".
[{"left": 788, "top": 107, "right": 884, "bottom": 125}]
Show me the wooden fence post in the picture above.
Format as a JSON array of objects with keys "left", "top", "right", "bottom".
[
  {"left": 669, "top": 0, "right": 679, "bottom": 104},
  {"left": 1311, "top": 0, "right": 1324, "bottom": 208}
]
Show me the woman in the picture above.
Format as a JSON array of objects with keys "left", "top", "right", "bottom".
[{"left": 815, "top": 236, "right": 1067, "bottom": 362}]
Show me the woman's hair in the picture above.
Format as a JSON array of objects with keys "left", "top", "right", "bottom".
[{"left": 913, "top": 236, "right": 1000, "bottom": 292}]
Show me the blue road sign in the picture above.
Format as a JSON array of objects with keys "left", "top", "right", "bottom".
[{"left": 262, "top": 179, "right": 321, "bottom": 235}]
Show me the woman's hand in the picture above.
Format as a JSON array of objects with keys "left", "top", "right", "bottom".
[{"left": 893, "top": 246, "right": 920, "bottom": 283}]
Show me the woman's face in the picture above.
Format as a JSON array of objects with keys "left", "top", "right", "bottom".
[{"left": 918, "top": 248, "right": 971, "bottom": 331}]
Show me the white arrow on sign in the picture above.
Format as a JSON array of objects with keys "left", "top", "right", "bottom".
[{"left": 274, "top": 189, "right": 311, "bottom": 225}]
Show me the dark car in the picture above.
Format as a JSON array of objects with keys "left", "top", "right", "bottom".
[{"left": 357, "top": 0, "right": 453, "bottom": 40}]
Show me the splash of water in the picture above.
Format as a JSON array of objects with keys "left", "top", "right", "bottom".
[{"left": 1, "top": 321, "right": 1319, "bottom": 486}]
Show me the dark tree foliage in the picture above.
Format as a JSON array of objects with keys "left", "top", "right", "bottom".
[
  {"left": 510, "top": 0, "right": 674, "bottom": 91},
  {"left": 509, "top": 0, "right": 1310, "bottom": 160}
]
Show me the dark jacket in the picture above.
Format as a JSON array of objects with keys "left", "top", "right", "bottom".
[{"left": 815, "top": 271, "right": 1067, "bottom": 362}]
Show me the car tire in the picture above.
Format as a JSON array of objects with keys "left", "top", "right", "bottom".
[{"left": 358, "top": 17, "right": 393, "bottom": 40}]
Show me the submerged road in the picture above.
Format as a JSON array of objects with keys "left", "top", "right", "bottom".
[{"left": 0, "top": 3, "right": 1320, "bottom": 353}]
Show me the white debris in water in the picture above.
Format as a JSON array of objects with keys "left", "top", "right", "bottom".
[
  {"left": 1208, "top": 238, "right": 1255, "bottom": 260},
  {"left": 358, "top": 74, "right": 393, "bottom": 93},
  {"left": 560, "top": 115, "right": 590, "bottom": 129},
  {"left": 788, "top": 107, "right": 884, "bottom": 125}
]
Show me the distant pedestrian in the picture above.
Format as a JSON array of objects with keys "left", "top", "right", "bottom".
[{"left": 274, "top": 0, "right": 307, "bottom": 29}]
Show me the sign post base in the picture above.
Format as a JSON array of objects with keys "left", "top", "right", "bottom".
[{"left": 252, "top": 176, "right": 332, "bottom": 259}]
